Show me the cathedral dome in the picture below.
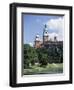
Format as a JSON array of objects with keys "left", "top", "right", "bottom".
[
  {"left": 35, "top": 34, "right": 41, "bottom": 41},
  {"left": 36, "top": 34, "right": 39, "bottom": 38}
]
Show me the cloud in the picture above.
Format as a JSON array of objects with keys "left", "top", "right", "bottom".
[
  {"left": 47, "top": 17, "right": 64, "bottom": 31},
  {"left": 49, "top": 33, "right": 58, "bottom": 41},
  {"left": 49, "top": 32, "right": 63, "bottom": 41},
  {"left": 46, "top": 17, "right": 64, "bottom": 41},
  {"left": 29, "top": 43, "right": 33, "bottom": 47}
]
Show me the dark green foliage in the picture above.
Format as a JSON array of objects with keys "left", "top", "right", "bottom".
[
  {"left": 23, "top": 44, "right": 63, "bottom": 69},
  {"left": 36, "top": 48, "right": 48, "bottom": 66},
  {"left": 48, "top": 45, "right": 63, "bottom": 63},
  {"left": 24, "top": 44, "right": 38, "bottom": 68}
]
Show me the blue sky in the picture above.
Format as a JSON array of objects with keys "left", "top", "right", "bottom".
[{"left": 22, "top": 14, "right": 64, "bottom": 46}]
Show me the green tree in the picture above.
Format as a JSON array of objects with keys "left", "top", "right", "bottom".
[
  {"left": 48, "top": 45, "right": 63, "bottom": 63},
  {"left": 36, "top": 48, "right": 48, "bottom": 66},
  {"left": 24, "top": 44, "right": 38, "bottom": 68},
  {"left": 24, "top": 44, "right": 30, "bottom": 68},
  {"left": 30, "top": 47, "right": 38, "bottom": 66}
]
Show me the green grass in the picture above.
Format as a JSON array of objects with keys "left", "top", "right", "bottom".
[{"left": 23, "top": 63, "right": 63, "bottom": 75}]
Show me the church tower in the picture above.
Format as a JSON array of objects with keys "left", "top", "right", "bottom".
[
  {"left": 43, "top": 24, "right": 49, "bottom": 44},
  {"left": 54, "top": 36, "right": 57, "bottom": 42},
  {"left": 34, "top": 34, "right": 41, "bottom": 48}
]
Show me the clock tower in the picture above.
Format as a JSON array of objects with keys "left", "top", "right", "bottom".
[
  {"left": 43, "top": 24, "right": 49, "bottom": 44},
  {"left": 34, "top": 34, "right": 41, "bottom": 48}
]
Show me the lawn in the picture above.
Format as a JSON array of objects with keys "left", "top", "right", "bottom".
[{"left": 23, "top": 63, "right": 63, "bottom": 75}]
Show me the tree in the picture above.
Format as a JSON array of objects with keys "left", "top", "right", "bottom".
[
  {"left": 48, "top": 44, "right": 63, "bottom": 63},
  {"left": 24, "top": 44, "right": 31, "bottom": 68},
  {"left": 30, "top": 47, "right": 38, "bottom": 66},
  {"left": 36, "top": 48, "right": 48, "bottom": 66},
  {"left": 57, "top": 45, "right": 63, "bottom": 63},
  {"left": 24, "top": 44, "right": 38, "bottom": 68}
]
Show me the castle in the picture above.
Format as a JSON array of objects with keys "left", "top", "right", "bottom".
[{"left": 34, "top": 24, "right": 63, "bottom": 49}]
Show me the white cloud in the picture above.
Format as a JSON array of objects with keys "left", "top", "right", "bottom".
[
  {"left": 29, "top": 43, "right": 33, "bottom": 47},
  {"left": 47, "top": 17, "right": 64, "bottom": 31},
  {"left": 49, "top": 33, "right": 58, "bottom": 41},
  {"left": 46, "top": 17, "right": 64, "bottom": 41},
  {"left": 49, "top": 32, "right": 63, "bottom": 41}
]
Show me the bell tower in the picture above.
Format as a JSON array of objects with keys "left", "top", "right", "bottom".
[
  {"left": 34, "top": 34, "right": 41, "bottom": 48},
  {"left": 54, "top": 36, "right": 57, "bottom": 42},
  {"left": 43, "top": 24, "right": 49, "bottom": 44}
]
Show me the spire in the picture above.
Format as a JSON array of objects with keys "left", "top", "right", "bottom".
[
  {"left": 43, "top": 24, "right": 49, "bottom": 44},
  {"left": 43, "top": 24, "right": 49, "bottom": 36},
  {"left": 44, "top": 24, "right": 48, "bottom": 31}
]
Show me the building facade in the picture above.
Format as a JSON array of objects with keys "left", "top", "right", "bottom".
[{"left": 34, "top": 24, "right": 63, "bottom": 49}]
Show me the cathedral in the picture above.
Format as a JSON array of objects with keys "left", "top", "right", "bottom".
[{"left": 34, "top": 24, "right": 63, "bottom": 49}]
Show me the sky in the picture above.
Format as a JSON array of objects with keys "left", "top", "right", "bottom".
[{"left": 22, "top": 14, "right": 64, "bottom": 46}]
